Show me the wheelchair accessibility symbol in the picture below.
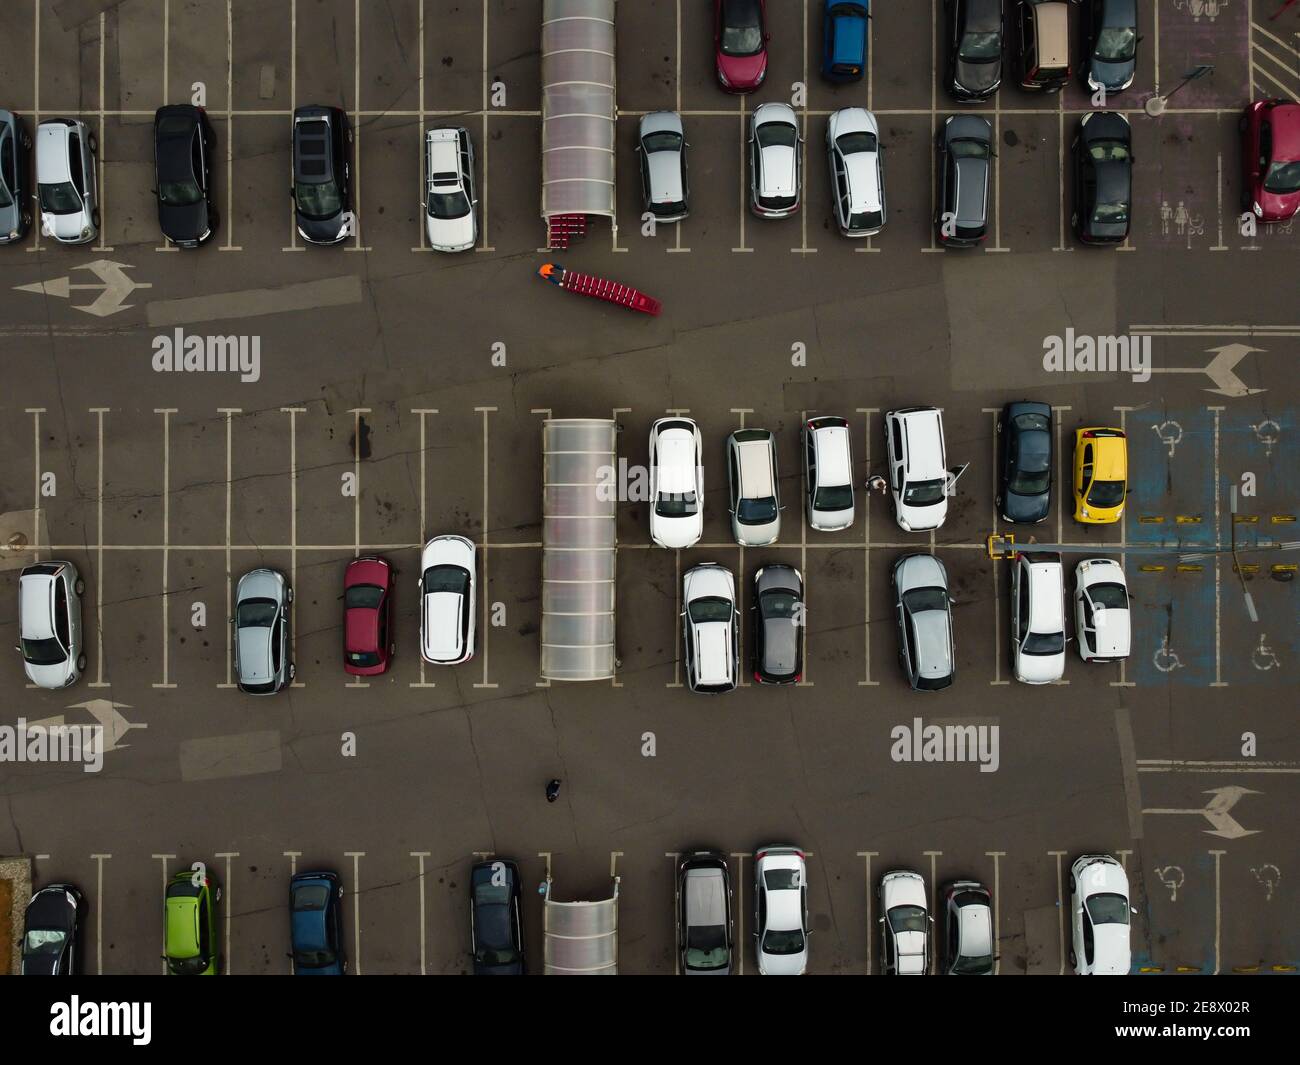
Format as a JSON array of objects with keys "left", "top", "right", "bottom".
[
  {"left": 1151, "top": 420, "right": 1184, "bottom": 458},
  {"left": 1154, "top": 636, "right": 1183, "bottom": 673},
  {"left": 1155, "top": 865, "right": 1185, "bottom": 902},
  {"left": 1252, "top": 634, "right": 1281, "bottom": 671},
  {"left": 1250, "top": 419, "right": 1281, "bottom": 458}
]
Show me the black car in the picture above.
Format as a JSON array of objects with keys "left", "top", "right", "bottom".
[
  {"left": 677, "top": 851, "right": 733, "bottom": 975},
  {"left": 0, "top": 109, "right": 32, "bottom": 244},
  {"left": 289, "top": 870, "right": 346, "bottom": 975},
  {"left": 945, "top": 0, "right": 1004, "bottom": 101},
  {"left": 292, "top": 105, "right": 352, "bottom": 245},
  {"left": 1082, "top": 0, "right": 1137, "bottom": 95},
  {"left": 153, "top": 105, "right": 215, "bottom": 247},
  {"left": 469, "top": 858, "right": 525, "bottom": 975},
  {"left": 1073, "top": 110, "right": 1132, "bottom": 244},
  {"left": 21, "top": 883, "right": 83, "bottom": 975},
  {"left": 997, "top": 401, "right": 1053, "bottom": 523},
  {"left": 936, "top": 114, "right": 992, "bottom": 246},
  {"left": 752, "top": 564, "right": 804, "bottom": 684}
]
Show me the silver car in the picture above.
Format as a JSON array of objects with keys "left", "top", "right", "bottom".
[
  {"left": 726, "top": 428, "right": 780, "bottom": 546},
  {"left": 676, "top": 851, "right": 733, "bottom": 975},
  {"left": 36, "top": 118, "right": 98, "bottom": 244},
  {"left": 0, "top": 110, "right": 33, "bottom": 244},
  {"left": 636, "top": 111, "right": 688, "bottom": 223},
  {"left": 749, "top": 102, "right": 801, "bottom": 218},
  {"left": 17, "top": 561, "right": 85, "bottom": 689},
  {"left": 892, "top": 553, "right": 955, "bottom": 691},
  {"left": 827, "top": 107, "right": 885, "bottom": 237},
  {"left": 682, "top": 563, "right": 738, "bottom": 694},
  {"left": 233, "top": 568, "right": 293, "bottom": 695}
]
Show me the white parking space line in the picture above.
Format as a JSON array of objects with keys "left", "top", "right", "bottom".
[
  {"left": 474, "top": 406, "right": 498, "bottom": 689},
  {"left": 153, "top": 409, "right": 178, "bottom": 689},
  {"left": 89, "top": 408, "right": 110, "bottom": 688},
  {"left": 95, "top": 12, "right": 112, "bottom": 253},
  {"left": 985, "top": 850, "right": 1004, "bottom": 975},
  {"left": 283, "top": 850, "right": 301, "bottom": 973},
  {"left": 1209, "top": 406, "right": 1227, "bottom": 687},
  {"left": 1211, "top": 848, "right": 1225, "bottom": 974},
  {"left": 91, "top": 853, "right": 110, "bottom": 975},
  {"left": 733, "top": 95, "right": 751, "bottom": 253},
  {"left": 1211, "top": 152, "right": 1228, "bottom": 252},
  {"left": 1112, "top": 405, "right": 1136, "bottom": 687},
  {"left": 218, "top": 408, "right": 240, "bottom": 688},
  {"left": 477, "top": 0, "right": 495, "bottom": 253},
  {"left": 1053, "top": 92, "right": 1067, "bottom": 252},
  {"left": 411, "top": 851, "right": 431, "bottom": 974},
  {"left": 344, "top": 1, "right": 370, "bottom": 253},
  {"left": 858, "top": 850, "right": 878, "bottom": 974},
  {"left": 984, "top": 409, "right": 1009, "bottom": 686},
  {"left": 611, "top": 407, "right": 633, "bottom": 688},
  {"left": 923, "top": 0, "right": 940, "bottom": 254},
  {"left": 988, "top": 91, "right": 1009, "bottom": 253},
  {"left": 1049, "top": 849, "right": 1067, "bottom": 975},
  {"left": 732, "top": 407, "right": 752, "bottom": 686},
  {"left": 1052, "top": 406, "right": 1071, "bottom": 544},
  {"left": 153, "top": 854, "right": 176, "bottom": 974},
  {"left": 413, "top": 0, "right": 427, "bottom": 252},
  {"left": 858, "top": 409, "right": 879, "bottom": 686},
  {"left": 924, "top": 850, "right": 941, "bottom": 974},
  {"left": 345, "top": 851, "right": 364, "bottom": 974},
  {"left": 27, "top": 408, "right": 42, "bottom": 561},
  {"left": 28, "top": 1, "right": 40, "bottom": 253},
  {"left": 346, "top": 406, "right": 371, "bottom": 688},
  {"left": 411, "top": 409, "right": 438, "bottom": 688},
  {"left": 284, "top": 1, "right": 302, "bottom": 252},
  {"left": 221, "top": 1, "right": 241, "bottom": 251},
  {"left": 664, "top": 852, "right": 681, "bottom": 974},
  {"left": 215, "top": 851, "right": 237, "bottom": 974},
  {"left": 797, "top": 411, "right": 811, "bottom": 687},
  {"left": 730, "top": 852, "right": 748, "bottom": 975},
  {"left": 792, "top": 0, "right": 816, "bottom": 256},
  {"left": 283, "top": 407, "right": 307, "bottom": 683}
]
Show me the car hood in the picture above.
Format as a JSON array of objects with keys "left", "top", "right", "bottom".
[
  {"left": 1016, "top": 649, "right": 1064, "bottom": 684},
  {"left": 25, "top": 660, "right": 74, "bottom": 689},
  {"left": 1090, "top": 925, "right": 1131, "bottom": 973},
  {"left": 159, "top": 198, "right": 209, "bottom": 244},
  {"left": 238, "top": 570, "right": 283, "bottom": 602},
  {"left": 758, "top": 944, "right": 807, "bottom": 975},
  {"left": 1258, "top": 186, "right": 1300, "bottom": 220},
  {"left": 654, "top": 513, "right": 703, "bottom": 549},
  {"left": 955, "top": 57, "right": 1001, "bottom": 96},
  {"left": 718, "top": 51, "right": 766, "bottom": 88},
  {"left": 427, "top": 211, "right": 475, "bottom": 250},
  {"left": 42, "top": 209, "right": 88, "bottom": 241},
  {"left": 1088, "top": 57, "right": 1135, "bottom": 91},
  {"left": 897, "top": 498, "right": 947, "bottom": 532},
  {"left": 298, "top": 211, "right": 348, "bottom": 244}
]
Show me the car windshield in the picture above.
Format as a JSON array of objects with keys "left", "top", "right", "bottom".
[
  {"left": 159, "top": 177, "right": 201, "bottom": 206},
  {"left": 656, "top": 491, "right": 698, "bottom": 519},
  {"left": 813, "top": 484, "right": 853, "bottom": 512},
  {"left": 21, "top": 637, "right": 67, "bottom": 666},
  {"left": 428, "top": 189, "right": 470, "bottom": 219},
  {"left": 959, "top": 31, "right": 1001, "bottom": 61},
  {"left": 888, "top": 904, "right": 927, "bottom": 933},
  {"left": 836, "top": 131, "right": 877, "bottom": 155},
  {"left": 345, "top": 583, "right": 384, "bottom": 610},
  {"left": 1023, "top": 630, "right": 1065, "bottom": 655},
  {"left": 294, "top": 949, "right": 338, "bottom": 968},
  {"left": 760, "top": 589, "right": 799, "bottom": 619},
  {"left": 423, "top": 565, "right": 469, "bottom": 596},
  {"left": 1087, "top": 478, "right": 1126, "bottom": 507},
  {"left": 904, "top": 479, "right": 946, "bottom": 506},
  {"left": 849, "top": 209, "right": 883, "bottom": 230},
  {"left": 903, "top": 587, "right": 948, "bottom": 614},
  {"left": 762, "top": 928, "right": 805, "bottom": 955},
  {"left": 1009, "top": 468, "right": 1050, "bottom": 495},
  {"left": 1094, "top": 26, "right": 1137, "bottom": 62},
  {"left": 642, "top": 130, "right": 682, "bottom": 154},
  {"left": 1089, "top": 582, "right": 1128, "bottom": 610},
  {"left": 954, "top": 951, "right": 993, "bottom": 974},
  {"left": 758, "top": 122, "right": 797, "bottom": 150},
  {"left": 346, "top": 650, "right": 381, "bottom": 668},
  {"left": 1089, "top": 139, "right": 1130, "bottom": 163},
  {"left": 1085, "top": 892, "right": 1131, "bottom": 926},
  {"left": 685, "top": 925, "right": 729, "bottom": 970},
  {"left": 476, "top": 946, "right": 521, "bottom": 966},
  {"left": 24, "top": 929, "right": 67, "bottom": 956},
  {"left": 950, "top": 137, "right": 989, "bottom": 159},
  {"left": 737, "top": 495, "right": 777, "bottom": 524},
  {"left": 720, "top": 0, "right": 763, "bottom": 57},
  {"left": 1092, "top": 200, "right": 1129, "bottom": 224},
  {"left": 296, "top": 180, "right": 342, "bottom": 219},
  {"left": 1264, "top": 159, "right": 1300, "bottom": 194},
  {"left": 39, "top": 181, "right": 81, "bottom": 214},
  {"left": 688, "top": 596, "right": 732, "bottom": 624},
  {"left": 236, "top": 598, "right": 277, "bottom": 627}
]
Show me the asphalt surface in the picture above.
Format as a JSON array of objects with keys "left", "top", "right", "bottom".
[{"left": 0, "top": 0, "right": 1296, "bottom": 975}]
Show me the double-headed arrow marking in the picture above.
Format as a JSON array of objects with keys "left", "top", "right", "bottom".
[
  {"left": 15, "top": 259, "right": 151, "bottom": 317},
  {"left": 1143, "top": 785, "right": 1261, "bottom": 839}
]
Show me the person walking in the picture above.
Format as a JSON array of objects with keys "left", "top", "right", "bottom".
[{"left": 545, "top": 778, "right": 562, "bottom": 803}]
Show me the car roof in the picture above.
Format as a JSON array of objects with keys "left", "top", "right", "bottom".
[
  {"left": 1101, "top": 0, "right": 1137, "bottom": 24},
  {"left": 165, "top": 895, "right": 200, "bottom": 956},
  {"left": 19, "top": 571, "right": 56, "bottom": 640},
  {"left": 734, "top": 434, "right": 775, "bottom": 497},
  {"left": 813, "top": 424, "right": 852, "bottom": 485},
  {"left": 967, "top": 0, "right": 1002, "bottom": 29},
  {"left": 36, "top": 122, "right": 74, "bottom": 182},
  {"left": 423, "top": 591, "right": 466, "bottom": 659},
  {"left": 1271, "top": 103, "right": 1300, "bottom": 155},
  {"left": 912, "top": 610, "right": 952, "bottom": 676},
  {"left": 294, "top": 107, "right": 335, "bottom": 183},
  {"left": 1031, "top": 3, "right": 1071, "bottom": 66},
  {"left": 1024, "top": 556, "right": 1064, "bottom": 629},
  {"left": 896, "top": 408, "right": 945, "bottom": 475},
  {"left": 845, "top": 152, "right": 882, "bottom": 213},
  {"left": 694, "top": 623, "right": 733, "bottom": 686},
  {"left": 425, "top": 128, "right": 465, "bottom": 186},
  {"left": 957, "top": 898, "right": 993, "bottom": 956},
  {"left": 1086, "top": 434, "right": 1128, "bottom": 480},
  {"left": 685, "top": 865, "right": 727, "bottom": 928},
  {"left": 657, "top": 428, "right": 698, "bottom": 492},
  {"left": 237, "top": 628, "right": 274, "bottom": 682}
]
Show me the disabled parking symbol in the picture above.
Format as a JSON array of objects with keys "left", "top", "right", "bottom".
[
  {"left": 1252, "top": 633, "right": 1281, "bottom": 671},
  {"left": 1251, "top": 864, "right": 1280, "bottom": 901},
  {"left": 1250, "top": 419, "right": 1281, "bottom": 458},
  {"left": 1154, "top": 636, "right": 1183, "bottom": 673},
  {"left": 1151, "top": 420, "right": 1184, "bottom": 458},
  {"left": 1155, "top": 865, "right": 1185, "bottom": 901}
]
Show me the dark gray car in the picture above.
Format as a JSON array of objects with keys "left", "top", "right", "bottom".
[
  {"left": 752, "top": 564, "right": 804, "bottom": 684},
  {"left": 946, "top": 0, "right": 1004, "bottom": 101},
  {"left": 936, "top": 115, "right": 991, "bottom": 246},
  {"left": 0, "top": 110, "right": 32, "bottom": 244},
  {"left": 997, "top": 401, "right": 1053, "bottom": 524},
  {"left": 292, "top": 105, "right": 352, "bottom": 245},
  {"left": 1082, "top": 0, "right": 1137, "bottom": 94},
  {"left": 892, "top": 554, "right": 955, "bottom": 691}
]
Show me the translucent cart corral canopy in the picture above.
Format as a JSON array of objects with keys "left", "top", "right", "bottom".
[
  {"left": 543, "top": 877, "right": 620, "bottom": 974},
  {"left": 541, "top": 0, "right": 616, "bottom": 219},
  {"left": 541, "top": 419, "right": 617, "bottom": 682}
]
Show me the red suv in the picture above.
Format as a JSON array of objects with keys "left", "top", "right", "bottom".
[
  {"left": 1242, "top": 99, "right": 1300, "bottom": 223},
  {"left": 715, "top": 0, "right": 769, "bottom": 93},
  {"left": 343, "top": 556, "right": 394, "bottom": 676}
]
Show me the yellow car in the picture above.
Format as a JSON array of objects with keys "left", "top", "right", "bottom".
[{"left": 1073, "top": 428, "right": 1127, "bottom": 524}]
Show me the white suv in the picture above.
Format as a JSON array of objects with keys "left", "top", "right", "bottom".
[
  {"left": 649, "top": 418, "right": 703, "bottom": 549},
  {"left": 18, "top": 561, "right": 85, "bottom": 689},
  {"left": 419, "top": 535, "right": 476, "bottom": 664},
  {"left": 1074, "top": 558, "right": 1131, "bottom": 662},
  {"left": 36, "top": 119, "right": 98, "bottom": 244},
  {"left": 726, "top": 428, "right": 780, "bottom": 546},
  {"left": 802, "top": 416, "right": 855, "bottom": 531},
  {"left": 1010, "top": 551, "right": 1066, "bottom": 684},
  {"left": 885, "top": 407, "right": 950, "bottom": 532},
  {"left": 682, "top": 563, "right": 738, "bottom": 694},
  {"left": 424, "top": 126, "right": 476, "bottom": 252}
]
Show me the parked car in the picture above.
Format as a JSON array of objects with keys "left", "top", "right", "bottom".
[
  {"left": 754, "top": 846, "right": 809, "bottom": 975},
  {"left": 1072, "top": 427, "right": 1127, "bottom": 524},
  {"left": 940, "top": 880, "right": 994, "bottom": 974},
  {"left": 802, "top": 415, "right": 855, "bottom": 531},
  {"left": 423, "top": 126, "right": 476, "bottom": 251},
  {"left": 749, "top": 102, "right": 802, "bottom": 219},
  {"left": 936, "top": 114, "right": 991, "bottom": 245},
  {"left": 35, "top": 118, "right": 98, "bottom": 244},
  {"left": 419, "top": 535, "right": 476, "bottom": 665},
  {"left": 233, "top": 568, "right": 293, "bottom": 694},
  {"left": 290, "top": 871, "right": 346, "bottom": 975},
  {"left": 1241, "top": 99, "right": 1300, "bottom": 224},
  {"left": 1073, "top": 558, "right": 1131, "bottom": 662},
  {"left": 343, "top": 555, "right": 394, "bottom": 676},
  {"left": 879, "top": 869, "right": 932, "bottom": 974},
  {"left": 470, "top": 858, "right": 526, "bottom": 975},
  {"left": 636, "top": 111, "right": 689, "bottom": 223},
  {"left": 997, "top": 400, "right": 1053, "bottom": 524},
  {"left": 676, "top": 851, "right": 733, "bottom": 975},
  {"left": 1010, "top": 551, "right": 1066, "bottom": 684},
  {"left": 726, "top": 428, "right": 780, "bottom": 546},
  {"left": 715, "top": 0, "right": 769, "bottom": 92},
  {"left": 164, "top": 867, "right": 220, "bottom": 976},
  {"left": 683, "top": 563, "right": 739, "bottom": 694},
  {"left": 827, "top": 107, "right": 885, "bottom": 237},
  {"left": 153, "top": 104, "right": 216, "bottom": 247},
  {"left": 17, "top": 561, "right": 85, "bottom": 689},
  {"left": 292, "top": 105, "right": 351, "bottom": 244},
  {"left": 21, "top": 884, "right": 83, "bottom": 975},
  {"left": 650, "top": 417, "right": 704, "bottom": 549},
  {"left": 752, "top": 564, "right": 804, "bottom": 684},
  {"left": 891, "top": 553, "right": 955, "bottom": 691},
  {"left": 1014, "top": 0, "right": 1074, "bottom": 91},
  {"left": 1082, "top": 0, "right": 1137, "bottom": 94},
  {"left": 945, "top": 0, "right": 1004, "bottom": 101},
  {"left": 885, "top": 406, "right": 951, "bottom": 531},
  {"left": 821, "top": 1, "right": 870, "bottom": 83},
  {"left": 0, "top": 109, "right": 33, "bottom": 244},
  {"left": 1073, "top": 111, "right": 1131, "bottom": 244},
  {"left": 1069, "top": 853, "right": 1134, "bottom": 975}
]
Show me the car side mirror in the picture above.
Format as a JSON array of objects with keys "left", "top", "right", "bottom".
[
  {"left": 878, "top": 916, "right": 885, "bottom": 923},
  {"left": 1131, "top": 906, "right": 1138, "bottom": 916}
]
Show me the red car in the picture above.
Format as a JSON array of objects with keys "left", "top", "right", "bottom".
[
  {"left": 343, "top": 556, "right": 394, "bottom": 676},
  {"left": 715, "top": 0, "right": 769, "bottom": 93},
  {"left": 1242, "top": 99, "right": 1300, "bottom": 223}
]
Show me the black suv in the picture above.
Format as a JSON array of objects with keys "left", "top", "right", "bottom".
[
  {"left": 292, "top": 105, "right": 352, "bottom": 245},
  {"left": 154, "top": 105, "right": 216, "bottom": 247}
]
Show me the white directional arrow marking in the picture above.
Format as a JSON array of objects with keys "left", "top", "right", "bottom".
[
  {"left": 1143, "top": 785, "right": 1261, "bottom": 839},
  {"left": 14, "top": 259, "right": 151, "bottom": 318},
  {"left": 65, "top": 698, "right": 147, "bottom": 752},
  {"left": 1147, "top": 344, "right": 1266, "bottom": 398}
]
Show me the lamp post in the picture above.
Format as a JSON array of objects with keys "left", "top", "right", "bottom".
[{"left": 1145, "top": 64, "right": 1215, "bottom": 116}]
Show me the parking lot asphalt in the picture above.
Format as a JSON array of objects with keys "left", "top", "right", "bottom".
[{"left": 0, "top": 0, "right": 1296, "bottom": 975}]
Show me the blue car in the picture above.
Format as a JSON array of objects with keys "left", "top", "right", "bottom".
[
  {"left": 290, "top": 871, "right": 346, "bottom": 975},
  {"left": 821, "top": 1, "right": 869, "bottom": 82}
]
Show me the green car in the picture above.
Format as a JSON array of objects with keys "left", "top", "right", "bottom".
[{"left": 164, "top": 867, "right": 221, "bottom": 975}]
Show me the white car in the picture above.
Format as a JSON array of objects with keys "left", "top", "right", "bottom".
[
  {"left": 1074, "top": 558, "right": 1131, "bottom": 662},
  {"left": 424, "top": 126, "right": 476, "bottom": 252},
  {"left": 1069, "top": 854, "right": 1134, "bottom": 975},
  {"left": 36, "top": 118, "right": 98, "bottom": 244},
  {"left": 754, "top": 846, "right": 809, "bottom": 975},
  {"left": 682, "top": 563, "right": 738, "bottom": 694},
  {"left": 17, "top": 561, "right": 85, "bottom": 689},
  {"left": 649, "top": 417, "right": 703, "bottom": 549},
  {"left": 726, "top": 428, "right": 780, "bottom": 546},
  {"left": 419, "top": 535, "right": 476, "bottom": 664},
  {"left": 826, "top": 107, "right": 885, "bottom": 237},
  {"left": 749, "top": 102, "right": 801, "bottom": 219},
  {"left": 1010, "top": 551, "right": 1066, "bottom": 684},
  {"left": 879, "top": 869, "right": 932, "bottom": 975},
  {"left": 885, "top": 407, "right": 950, "bottom": 532},
  {"left": 802, "top": 415, "right": 855, "bottom": 532}
]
